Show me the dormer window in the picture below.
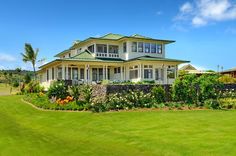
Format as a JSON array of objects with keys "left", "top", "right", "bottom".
[
  {"left": 88, "top": 45, "right": 94, "bottom": 53},
  {"left": 157, "top": 44, "right": 162, "bottom": 54},
  {"left": 151, "top": 43, "right": 156, "bottom": 53},
  {"left": 131, "top": 42, "right": 137, "bottom": 52},
  {"left": 109, "top": 45, "right": 118, "bottom": 54},
  {"left": 97, "top": 44, "right": 107, "bottom": 53},
  {"left": 138, "top": 42, "right": 143, "bottom": 52},
  {"left": 145, "top": 43, "right": 150, "bottom": 53}
]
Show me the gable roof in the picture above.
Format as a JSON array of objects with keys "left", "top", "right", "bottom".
[{"left": 179, "top": 64, "right": 197, "bottom": 70}]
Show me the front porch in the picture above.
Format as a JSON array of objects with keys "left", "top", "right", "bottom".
[{"left": 38, "top": 61, "right": 178, "bottom": 89}]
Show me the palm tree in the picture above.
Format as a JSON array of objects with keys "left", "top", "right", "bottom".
[{"left": 21, "top": 43, "right": 38, "bottom": 80}]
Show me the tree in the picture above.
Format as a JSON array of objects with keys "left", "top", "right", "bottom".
[{"left": 21, "top": 43, "right": 38, "bottom": 80}]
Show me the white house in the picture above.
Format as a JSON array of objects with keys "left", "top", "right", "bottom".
[{"left": 38, "top": 33, "right": 189, "bottom": 89}]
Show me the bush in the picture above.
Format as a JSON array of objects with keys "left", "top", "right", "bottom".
[
  {"left": 47, "top": 81, "right": 69, "bottom": 99},
  {"left": 172, "top": 74, "right": 222, "bottom": 105},
  {"left": 82, "top": 85, "right": 93, "bottom": 104},
  {"left": 151, "top": 86, "right": 165, "bottom": 103},
  {"left": 219, "top": 98, "right": 236, "bottom": 109},
  {"left": 204, "top": 99, "right": 220, "bottom": 109},
  {"left": 69, "top": 85, "right": 81, "bottom": 105},
  {"left": 219, "top": 75, "right": 236, "bottom": 84},
  {"left": 23, "top": 81, "right": 44, "bottom": 93},
  {"left": 172, "top": 74, "right": 198, "bottom": 104}
]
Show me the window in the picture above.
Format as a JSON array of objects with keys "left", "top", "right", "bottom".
[
  {"left": 114, "top": 67, "right": 121, "bottom": 74},
  {"left": 123, "top": 42, "right": 127, "bottom": 53},
  {"left": 57, "top": 67, "right": 62, "bottom": 79},
  {"left": 167, "top": 68, "right": 175, "bottom": 79},
  {"left": 96, "top": 44, "right": 107, "bottom": 53},
  {"left": 52, "top": 68, "right": 54, "bottom": 80},
  {"left": 72, "top": 68, "right": 78, "bottom": 80},
  {"left": 129, "top": 66, "right": 138, "bottom": 79},
  {"left": 157, "top": 44, "right": 162, "bottom": 54},
  {"left": 138, "top": 42, "right": 143, "bottom": 52},
  {"left": 155, "top": 68, "right": 164, "bottom": 80},
  {"left": 109, "top": 45, "right": 119, "bottom": 53},
  {"left": 132, "top": 42, "right": 137, "bottom": 52},
  {"left": 151, "top": 43, "right": 156, "bottom": 53},
  {"left": 68, "top": 53, "right": 71, "bottom": 57},
  {"left": 144, "top": 65, "right": 153, "bottom": 79},
  {"left": 80, "top": 68, "right": 84, "bottom": 79},
  {"left": 88, "top": 45, "right": 94, "bottom": 53},
  {"left": 46, "top": 70, "right": 49, "bottom": 81},
  {"left": 145, "top": 43, "right": 150, "bottom": 53}
]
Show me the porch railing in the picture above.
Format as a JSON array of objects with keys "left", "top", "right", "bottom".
[{"left": 96, "top": 53, "right": 119, "bottom": 58}]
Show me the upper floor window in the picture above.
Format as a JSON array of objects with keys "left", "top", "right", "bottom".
[
  {"left": 88, "top": 45, "right": 94, "bottom": 53},
  {"left": 138, "top": 42, "right": 143, "bottom": 52},
  {"left": 145, "top": 43, "right": 150, "bottom": 53},
  {"left": 109, "top": 45, "right": 119, "bottom": 54},
  {"left": 157, "top": 44, "right": 162, "bottom": 54},
  {"left": 96, "top": 44, "right": 107, "bottom": 53},
  {"left": 151, "top": 43, "right": 156, "bottom": 53},
  {"left": 131, "top": 42, "right": 137, "bottom": 52},
  {"left": 123, "top": 42, "right": 127, "bottom": 53}
]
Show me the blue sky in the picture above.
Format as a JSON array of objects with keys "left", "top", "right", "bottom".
[{"left": 0, "top": 0, "right": 236, "bottom": 71}]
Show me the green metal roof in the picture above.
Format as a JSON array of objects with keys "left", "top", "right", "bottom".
[
  {"left": 128, "top": 55, "right": 189, "bottom": 63},
  {"left": 131, "top": 34, "right": 152, "bottom": 39},
  {"left": 100, "top": 33, "right": 124, "bottom": 39}
]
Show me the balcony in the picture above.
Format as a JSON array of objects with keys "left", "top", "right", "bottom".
[{"left": 96, "top": 53, "right": 119, "bottom": 58}]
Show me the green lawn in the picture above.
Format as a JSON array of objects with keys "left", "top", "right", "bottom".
[
  {"left": 1, "top": 95, "right": 236, "bottom": 155},
  {"left": 0, "top": 83, "right": 19, "bottom": 95}
]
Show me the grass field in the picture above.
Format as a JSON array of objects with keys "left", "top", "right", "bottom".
[
  {"left": 0, "top": 83, "right": 19, "bottom": 95},
  {"left": 0, "top": 95, "right": 236, "bottom": 155}
]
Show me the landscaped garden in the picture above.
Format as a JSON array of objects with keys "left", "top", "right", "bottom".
[
  {"left": 20, "top": 73, "right": 236, "bottom": 112},
  {"left": 1, "top": 95, "right": 236, "bottom": 155}
]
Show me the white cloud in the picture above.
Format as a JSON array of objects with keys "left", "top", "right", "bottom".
[
  {"left": 192, "top": 16, "right": 207, "bottom": 26},
  {"left": 0, "top": 53, "right": 16, "bottom": 62},
  {"left": 175, "top": 0, "right": 236, "bottom": 26},
  {"left": 0, "top": 65, "right": 5, "bottom": 70},
  {"left": 180, "top": 2, "right": 193, "bottom": 13}
]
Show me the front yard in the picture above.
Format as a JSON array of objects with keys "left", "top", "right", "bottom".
[{"left": 1, "top": 95, "right": 236, "bottom": 155}]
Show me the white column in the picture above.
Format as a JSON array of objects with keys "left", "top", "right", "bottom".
[
  {"left": 87, "top": 64, "right": 90, "bottom": 82},
  {"left": 62, "top": 64, "right": 65, "bottom": 80},
  {"left": 105, "top": 65, "right": 108, "bottom": 80},
  {"left": 139, "top": 64, "right": 142, "bottom": 81},
  {"left": 84, "top": 64, "right": 87, "bottom": 82},
  {"left": 71, "top": 67, "right": 73, "bottom": 80},
  {"left": 120, "top": 66, "right": 123, "bottom": 81},
  {"left": 103, "top": 65, "right": 105, "bottom": 80}
]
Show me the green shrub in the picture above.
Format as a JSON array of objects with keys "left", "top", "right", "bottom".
[
  {"left": 47, "top": 81, "right": 69, "bottom": 99},
  {"left": 151, "top": 86, "right": 165, "bottom": 103},
  {"left": 219, "top": 98, "right": 236, "bottom": 109},
  {"left": 82, "top": 85, "right": 93, "bottom": 104},
  {"left": 69, "top": 85, "right": 81, "bottom": 105},
  {"left": 204, "top": 99, "right": 220, "bottom": 109},
  {"left": 23, "top": 81, "right": 44, "bottom": 93}
]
